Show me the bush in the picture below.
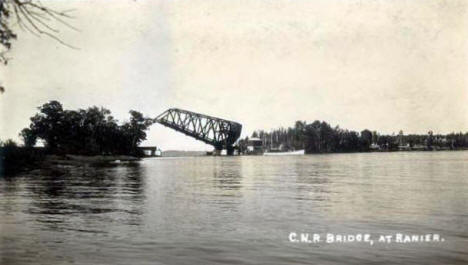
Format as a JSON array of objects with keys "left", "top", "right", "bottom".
[{"left": 0, "top": 140, "right": 45, "bottom": 176}]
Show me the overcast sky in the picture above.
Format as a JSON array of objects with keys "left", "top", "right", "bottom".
[{"left": 1, "top": 0, "right": 467, "bottom": 151}]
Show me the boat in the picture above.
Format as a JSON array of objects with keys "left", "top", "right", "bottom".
[{"left": 263, "top": 149, "right": 305, "bottom": 156}]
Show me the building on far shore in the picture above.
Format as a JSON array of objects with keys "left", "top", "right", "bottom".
[
  {"left": 370, "top": 143, "right": 380, "bottom": 151},
  {"left": 246, "top": 137, "right": 264, "bottom": 155}
]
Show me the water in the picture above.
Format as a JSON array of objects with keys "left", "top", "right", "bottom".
[{"left": 1, "top": 151, "right": 468, "bottom": 264}]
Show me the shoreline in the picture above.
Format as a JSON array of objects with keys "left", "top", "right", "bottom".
[
  {"left": 3, "top": 149, "right": 468, "bottom": 177},
  {"left": 48, "top": 154, "right": 140, "bottom": 164},
  {"left": 3, "top": 154, "right": 141, "bottom": 178}
]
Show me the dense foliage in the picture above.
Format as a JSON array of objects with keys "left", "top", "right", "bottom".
[
  {"left": 20, "top": 101, "right": 155, "bottom": 156},
  {"left": 241, "top": 121, "right": 468, "bottom": 154},
  {"left": 0, "top": 139, "right": 45, "bottom": 176}
]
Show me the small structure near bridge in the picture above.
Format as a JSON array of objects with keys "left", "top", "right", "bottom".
[{"left": 138, "top": 146, "right": 161, "bottom": 157}]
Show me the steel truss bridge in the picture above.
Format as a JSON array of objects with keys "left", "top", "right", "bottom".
[{"left": 155, "top": 108, "right": 242, "bottom": 155}]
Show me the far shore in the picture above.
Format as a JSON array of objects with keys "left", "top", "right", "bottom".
[{"left": 3, "top": 148, "right": 468, "bottom": 178}]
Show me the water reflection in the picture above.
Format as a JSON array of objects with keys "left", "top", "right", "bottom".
[
  {"left": 1, "top": 152, "right": 468, "bottom": 264},
  {"left": 293, "top": 157, "right": 333, "bottom": 202},
  {"left": 8, "top": 163, "right": 148, "bottom": 232},
  {"left": 212, "top": 158, "right": 243, "bottom": 191}
]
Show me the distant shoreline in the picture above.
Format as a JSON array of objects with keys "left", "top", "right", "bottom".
[{"left": 3, "top": 149, "right": 468, "bottom": 177}]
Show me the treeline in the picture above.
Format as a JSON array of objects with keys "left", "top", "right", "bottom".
[
  {"left": 1, "top": 100, "right": 155, "bottom": 176},
  {"left": 18, "top": 100, "right": 155, "bottom": 156},
  {"left": 240, "top": 120, "right": 468, "bottom": 154}
]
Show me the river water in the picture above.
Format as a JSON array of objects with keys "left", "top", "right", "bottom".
[{"left": 1, "top": 151, "right": 467, "bottom": 264}]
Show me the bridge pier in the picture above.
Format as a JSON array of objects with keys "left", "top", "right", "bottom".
[
  {"left": 213, "top": 149, "right": 222, "bottom": 156},
  {"left": 211, "top": 145, "right": 236, "bottom": 156},
  {"left": 226, "top": 146, "right": 234, "bottom": 156}
]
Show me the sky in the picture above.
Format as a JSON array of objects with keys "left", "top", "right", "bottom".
[{"left": 1, "top": 0, "right": 467, "bottom": 151}]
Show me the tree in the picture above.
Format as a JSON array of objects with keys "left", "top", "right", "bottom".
[
  {"left": 19, "top": 127, "right": 36, "bottom": 147},
  {"left": 360, "top": 129, "right": 372, "bottom": 151},
  {"left": 1, "top": 0, "right": 75, "bottom": 92},
  {"left": 319, "top": 121, "right": 335, "bottom": 152},
  {"left": 21, "top": 101, "right": 155, "bottom": 156},
  {"left": 304, "top": 121, "right": 321, "bottom": 153},
  {"left": 427, "top": 130, "right": 434, "bottom": 149},
  {"left": 293, "top": 120, "right": 306, "bottom": 149},
  {"left": 371, "top": 131, "right": 378, "bottom": 144},
  {"left": 125, "top": 110, "right": 155, "bottom": 153},
  {"left": 28, "top": 100, "right": 64, "bottom": 151}
]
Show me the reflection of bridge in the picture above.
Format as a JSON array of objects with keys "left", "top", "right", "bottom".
[{"left": 155, "top": 108, "right": 242, "bottom": 155}]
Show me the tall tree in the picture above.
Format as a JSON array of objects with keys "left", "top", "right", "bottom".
[
  {"left": 123, "top": 110, "right": 155, "bottom": 155},
  {"left": 360, "top": 129, "right": 373, "bottom": 151},
  {"left": 28, "top": 100, "right": 64, "bottom": 151}
]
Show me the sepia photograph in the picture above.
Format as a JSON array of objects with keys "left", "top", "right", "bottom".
[{"left": 1, "top": 0, "right": 467, "bottom": 264}]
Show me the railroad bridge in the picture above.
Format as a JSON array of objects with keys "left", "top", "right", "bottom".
[{"left": 155, "top": 108, "right": 242, "bottom": 155}]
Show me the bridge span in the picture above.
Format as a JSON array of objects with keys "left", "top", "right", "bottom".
[{"left": 155, "top": 108, "right": 242, "bottom": 155}]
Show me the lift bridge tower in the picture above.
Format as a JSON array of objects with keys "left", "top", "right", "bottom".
[{"left": 155, "top": 108, "right": 242, "bottom": 155}]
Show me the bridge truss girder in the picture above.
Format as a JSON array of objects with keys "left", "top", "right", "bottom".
[{"left": 155, "top": 108, "right": 242, "bottom": 153}]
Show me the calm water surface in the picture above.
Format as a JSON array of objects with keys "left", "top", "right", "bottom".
[{"left": 1, "top": 151, "right": 468, "bottom": 264}]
